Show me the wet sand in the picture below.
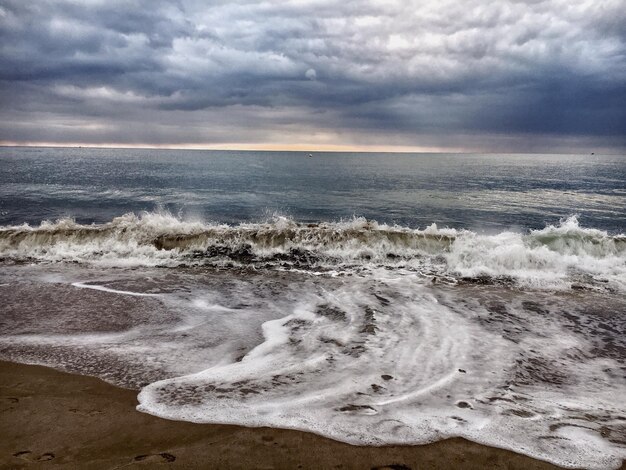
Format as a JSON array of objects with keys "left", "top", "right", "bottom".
[{"left": 0, "top": 360, "right": 612, "bottom": 470}]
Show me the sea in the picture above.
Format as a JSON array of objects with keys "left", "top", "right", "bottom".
[{"left": 0, "top": 147, "right": 625, "bottom": 469}]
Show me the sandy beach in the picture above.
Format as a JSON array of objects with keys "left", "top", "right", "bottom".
[{"left": 0, "top": 360, "right": 583, "bottom": 470}]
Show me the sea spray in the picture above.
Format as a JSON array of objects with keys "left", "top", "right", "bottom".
[{"left": 1, "top": 213, "right": 624, "bottom": 291}]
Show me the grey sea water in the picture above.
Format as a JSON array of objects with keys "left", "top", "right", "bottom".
[
  {"left": 0, "top": 147, "right": 625, "bottom": 469},
  {"left": 1, "top": 147, "right": 624, "bottom": 231}
]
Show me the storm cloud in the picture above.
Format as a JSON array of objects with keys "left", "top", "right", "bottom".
[{"left": 1, "top": 0, "right": 625, "bottom": 152}]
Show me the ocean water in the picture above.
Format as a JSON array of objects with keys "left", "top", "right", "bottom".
[{"left": 0, "top": 147, "right": 625, "bottom": 469}]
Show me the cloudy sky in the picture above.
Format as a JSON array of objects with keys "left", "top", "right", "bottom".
[{"left": 1, "top": 0, "right": 625, "bottom": 152}]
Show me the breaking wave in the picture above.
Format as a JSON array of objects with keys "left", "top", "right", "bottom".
[{"left": 0, "top": 212, "right": 624, "bottom": 290}]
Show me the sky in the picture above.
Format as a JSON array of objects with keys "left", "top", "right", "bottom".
[{"left": 0, "top": 0, "right": 625, "bottom": 153}]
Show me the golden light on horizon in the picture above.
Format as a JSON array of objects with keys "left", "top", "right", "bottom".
[{"left": 0, "top": 140, "right": 461, "bottom": 154}]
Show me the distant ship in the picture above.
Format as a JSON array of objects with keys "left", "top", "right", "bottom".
[{"left": 308, "top": 153, "right": 313, "bottom": 157}]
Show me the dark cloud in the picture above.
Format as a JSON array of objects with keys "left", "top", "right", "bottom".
[{"left": 0, "top": 0, "right": 625, "bottom": 151}]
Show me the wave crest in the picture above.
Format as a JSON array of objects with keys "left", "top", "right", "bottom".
[{"left": 1, "top": 213, "right": 624, "bottom": 290}]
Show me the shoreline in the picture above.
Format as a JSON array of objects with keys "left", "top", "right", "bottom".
[{"left": 0, "top": 360, "right": 597, "bottom": 470}]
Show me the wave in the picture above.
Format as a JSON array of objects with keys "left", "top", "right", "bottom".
[
  {"left": 2, "top": 216, "right": 626, "bottom": 469},
  {"left": 1, "top": 212, "right": 624, "bottom": 290}
]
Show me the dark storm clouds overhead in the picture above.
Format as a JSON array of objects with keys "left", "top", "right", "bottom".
[{"left": 0, "top": 0, "right": 625, "bottom": 151}]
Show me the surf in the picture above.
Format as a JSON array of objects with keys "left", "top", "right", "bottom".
[{"left": 0, "top": 212, "right": 624, "bottom": 292}]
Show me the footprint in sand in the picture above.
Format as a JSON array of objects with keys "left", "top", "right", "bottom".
[
  {"left": 133, "top": 453, "right": 176, "bottom": 463},
  {"left": 13, "top": 451, "right": 31, "bottom": 460},
  {"left": 13, "top": 451, "right": 55, "bottom": 462},
  {"left": 371, "top": 465, "right": 412, "bottom": 470},
  {"left": 68, "top": 407, "right": 103, "bottom": 416},
  {"left": 1, "top": 397, "right": 21, "bottom": 412}
]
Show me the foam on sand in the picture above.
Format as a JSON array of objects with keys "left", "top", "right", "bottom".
[{"left": 133, "top": 275, "right": 626, "bottom": 470}]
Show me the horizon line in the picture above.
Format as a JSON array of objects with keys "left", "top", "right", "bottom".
[
  {"left": 0, "top": 142, "right": 614, "bottom": 156},
  {"left": 0, "top": 141, "right": 462, "bottom": 154}
]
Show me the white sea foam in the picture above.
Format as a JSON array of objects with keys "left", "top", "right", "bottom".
[
  {"left": 0, "top": 213, "right": 624, "bottom": 291},
  {"left": 72, "top": 281, "right": 160, "bottom": 297},
  {"left": 445, "top": 219, "right": 626, "bottom": 290},
  {"left": 132, "top": 273, "right": 626, "bottom": 470},
  {"left": 1, "top": 264, "right": 625, "bottom": 469}
]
